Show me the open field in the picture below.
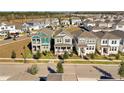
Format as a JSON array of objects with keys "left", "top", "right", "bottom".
[{"left": 0, "top": 38, "right": 32, "bottom": 58}]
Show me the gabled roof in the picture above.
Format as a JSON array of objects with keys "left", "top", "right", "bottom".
[
  {"left": 101, "top": 32, "right": 120, "bottom": 39},
  {"left": 93, "top": 31, "right": 121, "bottom": 39},
  {"left": 32, "top": 28, "right": 53, "bottom": 38},
  {"left": 79, "top": 31, "right": 97, "bottom": 38},
  {"left": 117, "top": 21, "right": 124, "bottom": 25},
  {"left": 93, "top": 31, "right": 106, "bottom": 38},
  {"left": 54, "top": 29, "right": 73, "bottom": 38},
  {"left": 110, "top": 30, "right": 124, "bottom": 38}
]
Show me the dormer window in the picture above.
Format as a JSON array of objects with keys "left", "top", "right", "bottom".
[
  {"left": 65, "top": 39, "right": 70, "bottom": 43},
  {"left": 57, "top": 38, "right": 62, "bottom": 43}
]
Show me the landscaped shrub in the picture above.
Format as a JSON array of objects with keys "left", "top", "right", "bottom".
[
  {"left": 33, "top": 50, "right": 41, "bottom": 59},
  {"left": 56, "top": 62, "right": 64, "bottom": 73},
  {"left": 58, "top": 55, "right": 63, "bottom": 60},
  {"left": 115, "top": 53, "right": 120, "bottom": 60},
  {"left": 63, "top": 51, "right": 69, "bottom": 59},
  {"left": 90, "top": 53, "right": 95, "bottom": 59},
  {"left": 118, "top": 60, "right": 124, "bottom": 78},
  {"left": 42, "top": 51, "right": 47, "bottom": 56},
  {"left": 11, "top": 50, "right": 16, "bottom": 59},
  {"left": 27, "top": 64, "right": 39, "bottom": 75},
  {"left": 69, "top": 52, "right": 73, "bottom": 57}
]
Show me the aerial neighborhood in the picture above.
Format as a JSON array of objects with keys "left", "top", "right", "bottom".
[
  {"left": 1, "top": 12, "right": 124, "bottom": 81},
  {"left": 0, "top": 12, "right": 124, "bottom": 59}
]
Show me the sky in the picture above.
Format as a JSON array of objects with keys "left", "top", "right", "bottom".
[{"left": 0, "top": 0, "right": 124, "bottom": 11}]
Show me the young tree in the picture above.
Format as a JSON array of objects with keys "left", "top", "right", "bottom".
[
  {"left": 118, "top": 60, "right": 124, "bottom": 79},
  {"left": 33, "top": 50, "right": 41, "bottom": 60},
  {"left": 63, "top": 51, "right": 69, "bottom": 59},
  {"left": 21, "top": 46, "right": 27, "bottom": 63},
  {"left": 90, "top": 53, "right": 95, "bottom": 59},
  {"left": 115, "top": 53, "right": 120, "bottom": 60},
  {"left": 56, "top": 62, "right": 64, "bottom": 73},
  {"left": 27, "top": 64, "right": 39, "bottom": 75},
  {"left": 11, "top": 50, "right": 16, "bottom": 62}
]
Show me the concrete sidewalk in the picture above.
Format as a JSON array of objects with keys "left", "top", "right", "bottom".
[{"left": 0, "top": 58, "right": 122, "bottom": 62}]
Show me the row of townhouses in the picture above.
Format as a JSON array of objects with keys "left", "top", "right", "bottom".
[{"left": 31, "top": 28, "right": 124, "bottom": 57}]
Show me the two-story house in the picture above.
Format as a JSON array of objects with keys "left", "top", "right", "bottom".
[
  {"left": 54, "top": 30, "right": 73, "bottom": 55},
  {"left": 74, "top": 31, "right": 97, "bottom": 57},
  {"left": 116, "top": 21, "right": 124, "bottom": 31},
  {"left": 22, "top": 22, "right": 42, "bottom": 31},
  {"left": 110, "top": 30, "right": 124, "bottom": 52},
  {"left": 31, "top": 29, "right": 53, "bottom": 53},
  {"left": 94, "top": 32, "right": 121, "bottom": 55}
]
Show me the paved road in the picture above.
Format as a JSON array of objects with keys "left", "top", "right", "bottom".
[
  {"left": 0, "top": 35, "right": 30, "bottom": 46},
  {"left": 0, "top": 63, "right": 120, "bottom": 81}
]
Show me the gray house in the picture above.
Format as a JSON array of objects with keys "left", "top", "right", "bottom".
[
  {"left": 74, "top": 31, "right": 97, "bottom": 57},
  {"left": 54, "top": 30, "right": 73, "bottom": 55}
]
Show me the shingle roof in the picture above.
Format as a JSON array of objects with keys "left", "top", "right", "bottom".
[
  {"left": 101, "top": 32, "right": 120, "bottom": 39},
  {"left": 93, "top": 31, "right": 121, "bottom": 39},
  {"left": 110, "top": 30, "right": 124, "bottom": 38},
  {"left": 38, "top": 28, "right": 53, "bottom": 37},
  {"left": 79, "top": 31, "right": 97, "bottom": 38},
  {"left": 54, "top": 29, "right": 73, "bottom": 38},
  {"left": 117, "top": 21, "right": 124, "bottom": 25}
]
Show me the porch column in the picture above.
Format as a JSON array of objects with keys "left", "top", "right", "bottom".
[{"left": 78, "top": 48, "right": 81, "bottom": 56}]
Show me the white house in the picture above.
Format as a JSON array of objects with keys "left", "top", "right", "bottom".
[
  {"left": 22, "top": 22, "right": 42, "bottom": 31},
  {"left": 94, "top": 32, "right": 121, "bottom": 55},
  {"left": 54, "top": 30, "right": 73, "bottom": 55},
  {"left": 61, "top": 19, "right": 70, "bottom": 26},
  {"left": 0, "top": 23, "right": 22, "bottom": 36},
  {"left": 74, "top": 31, "right": 97, "bottom": 57},
  {"left": 86, "top": 22, "right": 96, "bottom": 27},
  {"left": 0, "top": 23, "right": 15, "bottom": 31},
  {"left": 71, "top": 18, "right": 82, "bottom": 25},
  {"left": 116, "top": 21, "right": 124, "bottom": 31},
  {"left": 110, "top": 30, "right": 124, "bottom": 53}
]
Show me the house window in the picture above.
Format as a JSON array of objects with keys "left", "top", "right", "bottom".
[
  {"left": 11, "top": 26, "right": 14, "bottom": 28},
  {"left": 65, "top": 39, "right": 70, "bottom": 43},
  {"left": 57, "top": 39, "right": 62, "bottom": 43},
  {"left": 32, "top": 39, "right": 36, "bottom": 44},
  {"left": 37, "top": 39, "right": 40, "bottom": 44},
  {"left": 102, "top": 40, "right": 108, "bottom": 44},
  {"left": 37, "top": 46, "right": 40, "bottom": 50},
  {"left": 1, "top": 27, "right": 4, "bottom": 30},
  {"left": 92, "top": 46, "right": 94, "bottom": 50},
  {"left": 111, "top": 47, "right": 117, "bottom": 51},
  {"left": 118, "top": 25, "right": 122, "bottom": 28},
  {"left": 33, "top": 46, "right": 36, "bottom": 51},
  {"left": 61, "top": 47, "right": 66, "bottom": 50},
  {"left": 112, "top": 40, "right": 117, "bottom": 44},
  {"left": 89, "top": 46, "right": 91, "bottom": 50},
  {"left": 86, "top": 47, "right": 88, "bottom": 50},
  {"left": 67, "top": 47, "right": 71, "bottom": 49}
]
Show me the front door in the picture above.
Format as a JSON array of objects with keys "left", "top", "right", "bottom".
[{"left": 102, "top": 47, "right": 108, "bottom": 55}]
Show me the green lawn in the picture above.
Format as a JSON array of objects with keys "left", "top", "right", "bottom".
[
  {"left": 65, "top": 61, "right": 120, "bottom": 64},
  {"left": 41, "top": 52, "right": 55, "bottom": 59}
]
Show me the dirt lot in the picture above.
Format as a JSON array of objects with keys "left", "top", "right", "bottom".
[{"left": 0, "top": 39, "right": 32, "bottom": 58}]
